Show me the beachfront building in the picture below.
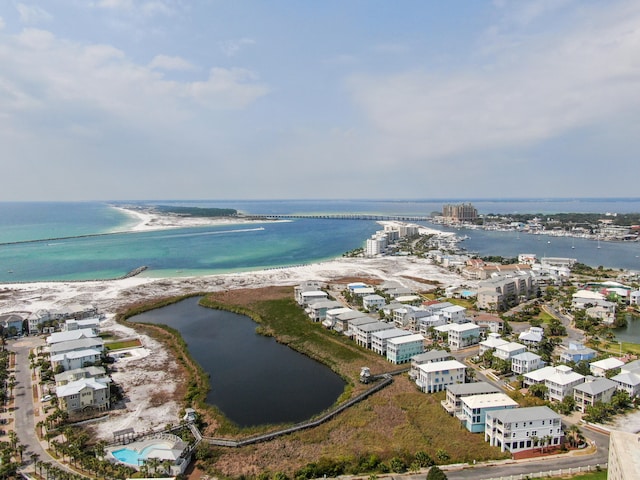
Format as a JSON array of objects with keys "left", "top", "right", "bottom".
[
  {"left": 49, "top": 337, "right": 104, "bottom": 356},
  {"left": 441, "top": 382, "right": 501, "bottom": 416},
  {"left": 511, "top": 352, "right": 543, "bottom": 375},
  {"left": 370, "top": 328, "right": 411, "bottom": 356},
  {"left": 608, "top": 430, "right": 640, "bottom": 480},
  {"left": 0, "top": 313, "right": 25, "bottom": 336},
  {"left": 559, "top": 342, "right": 597, "bottom": 363},
  {"left": 362, "top": 294, "right": 386, "bottom": 312},
  {"left": 484, "top": 406, "right": 563, "bottom": 454},
  {"left": 460, "top": 393, "right": 519, "bottom": 433},
  {"left": 409, "top": 350, "right": 453, "bottom": 379},
  {"left": 611, "top": 361, "right": 640, "bottom": 398},
  {"left": 447, "top": 322, "right": 480, "bottom": 351},
  {"left": 442, "top": 203, "right": 478, "bottom": 223},
  {"left": 27, "top": 305, "right": 99, "bottom": 334},
  {"left": 479, "top": 333, "right": 509, "bottom": 356},
  {"left": 590, "top": 357, "right": 625, "bottom": 377},
  {"left": 415, "top": 360, "right": 466, "bottom": 393},
  {"left": 55, "top": 366, "right": 109, "bottom": 386},
  {"left": 386, "top": 334, "right": 425, "bottom": 364},
  {"left": 494, "top": 342, "right": 527, "bottom": 362},
  {"left": 299, "top": 290, "right": 329, "bottom": 307},
  {"left": 544, "top": 365, "right": 585, "bottom": 402},
  {"left": 56, "top": 378, "right": 110, "bottom": 413},
  {"left": 573, "top": 377, "right": 617, "bottom": 413},
  {"left": 476, "top": 273, "right": 538, "bottom": 311},
  {"left": 306, "top": 300, "right": 342, "bottom": 322}
]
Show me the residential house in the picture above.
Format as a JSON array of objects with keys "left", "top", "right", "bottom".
[
  {"left": 362, "top": 295, "right": 386, "bottom": 312},
  {"left": 386, "top": 334, "right": 425, "bottom": 364},
  {"left": 473, "top": 313, "right": 504, "bottom": 335},
  {"left": 447, "top": 322, "right": 480, "bottom": 351},
  {"left": 494, "top": 342, "right": 527, "bottom": 362},
  {"left": 0, "top": 313, "right": 25, "bottom": 336},
  {"left": 371, "top": 328, "right": 411, "bottom": 356},
  {"left": 55, "top": 366, "right": 109, "bottom": 386},
  {"left": 559, "top": 342, "right": 597, "bottom": 363},
  {"left": 415, "top": 360, "right": 466, "bottom": 393},
  {"left": 571, "top": 290, "right": 606, "bottom": 309},
  {"left": 522, "top": 365, "right": 559, "bottom": 388},
  {"left": 306, "top": 300, "right": 342, "bottom": 322},
  {"left": 518, "top": 326, "right": 544, "bottom": 347},
  {"left": 294, "top": 281, "right": 325, "bottom": 305},
  {"left": 49, "top": 337, "right": 104, "bottom": 357},
  {"left": 332, "top": 311, "right": 371, "bottom": 334},
  {"left": 611, "top": 360, "right": 640, "bottom": 398},
  {"left": 56, "top": 378, "right": 110, "bottom": 413},
  {"left": 461, "top": 393, "right": 519, "bottom": 433},
  {"left": 51, "top": 349, "right": 103, "bottom": 371},
  {"left": 441, "top": 382, "right": 501, "bottom": 416},
  {"left": 573, "top": 377, "right": 617, "bottom": 413},
  {"left": 479, "top": 333, "right": 509, "bottom": 356},
  {"left": 484, "top": 406, "right": 563, "bottom": 454},
  {"left": 417, "top": 314, "right": 447, "bottom": 336},
  {"left": 352, "top": 321, "right": 394, "bottom": 349},
  {"left": 590, "top": 358, "right": 625, "bottom": 377},
  {"left": 409, "top": 350, "right": 453, "bottom": 379},
  {"left": 544, "top": 365, "right": 585, "bottom": 402},
  {"left": 299, "top": 290, "right": 329, "bottom": 306},
  {"left": 47, "top": 328, "right": 98, "bottom": 345},
  {"left": 511, "top": 352, "right": 543, "bottom": 375},
  {"left": 62, "top": 318, "right": 100, "bottom": 333},
  {"left": 586, "top": 302, "right": 617, "bottom": 325},
  {"left": 441, "top": 305, "right": 467, "bottom": 324},
  {"left": 630, "top": 290, "right": 640, "bottom": 306},
  {"left": 322, "top": 307, "right": 353, "bottom": 329}
]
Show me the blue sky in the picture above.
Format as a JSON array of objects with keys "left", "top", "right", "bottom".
[{"left": 1, "top": 0, "right": 639, "bottom": 201}]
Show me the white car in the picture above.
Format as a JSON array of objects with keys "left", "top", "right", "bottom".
[{"left": 40, "top": 395, "right": 53, "bottom": 402}]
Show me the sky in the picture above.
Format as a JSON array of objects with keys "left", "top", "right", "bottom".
[{"left": 1, "top": 0, "right": 639, "bottom": 201}]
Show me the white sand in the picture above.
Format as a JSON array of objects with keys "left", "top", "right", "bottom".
[{"left": 1, "top": 209, "right": 467, "bottom": 439}]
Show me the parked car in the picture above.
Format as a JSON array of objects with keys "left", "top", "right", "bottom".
[{"left": 40, "top": 394, "right": 53, "bottom": 402}]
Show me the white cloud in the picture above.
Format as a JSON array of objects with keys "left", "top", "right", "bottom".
[
  {"left": 149, "top": 54, "right": 195, "bottom": 71},
  {"left": 92, "top": 0, "right": 177, "bottom": 16},
  {"left": 16, "top": 3, "right": 53, "bottom": 24},
  {"left": 219, "top": 38, "right": 256, "bottom": 57},
  {"left": 348, "top": 0, "right": 640, "bottom": 165},
  {"left": 0, "top": 16, "right": 5, "bottom": 30},
  {"left": 188, "top": 68, "right": 269, "bottom": 109}
]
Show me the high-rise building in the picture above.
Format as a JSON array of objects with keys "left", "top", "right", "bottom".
[
  {"left": 609, "top": 430, "right": 640, "bottom": 480},
  {"left": 442, "top": 203, "right": 478, "bottom": 222}
]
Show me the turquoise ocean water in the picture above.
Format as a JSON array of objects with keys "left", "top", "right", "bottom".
[{"left": 0, "top": 199, "right": 639, "bottom": 283}]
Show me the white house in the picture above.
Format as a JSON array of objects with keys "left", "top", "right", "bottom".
[
  {"left": 322, "top": 307, "right": 353, "bottom": 329},
  {"left": 50, "top": 348, "right": 102, "bottom": 371},
  {"left": 460, "top": 393, "right": 519, "bottom": 433},
  {"left": 447, "top": 323, "right": 481, "bottom": 351},
  {"left": 370, "top": 328, "right": 411, "bottom": 356},
  {"left": 49, "top": 337, "right": 104, "bottom": 357},
  {"left": 479, "top": 333, "right": 509, "bottom": 356},
  {"left": 518, "top": 326, "right": 544, "bottom": 347},
  {"left": 409, "top": 350, "right": 453, "bottom": 379},
  {"left": 354, "top": 321, "right": 394, "bottom": 348},
  {"left": 62, "top": 317, "right": 101, "bottom": 333},
  {"left": 573, "top": 377, "right": 618, "bottom": 413},
  {"left": 307, "top": 300, "right": 342, "bottom": 322},
  {"left": 485, "top": 406, "right": 563, "bottom": 454},
  {"left": 611, "top": 360, "right": 640, "bottom": 397},
  {"left": 300, "top": 290, "right": 329, "bottom": 306},
  {"left": 441, "top": 305, "right": 467, "bottom": 324},
  {"left": 417, "top": 314, "right": 448, "bottom": 336},
  {"left": 571, "top": 289, "right": 606, "bottom": 309},
  {"left": 47, "top": 328, "right": 98, "bottom": 345},
  {"left": 544, "top": 365, "right": 585, "bottom": 402},
  {"left": 441, "top": 382, "right": 501, "bottom": 416},
  {"left": 386, "top": 334, "right": 425, "bottom": 364},
  {"left": 333, "top": 311, "right": 371, "bottom": 334},
  {"left": 416, "top": 360, "right": 466, "bottom": 393},
  {"left": 590, "top": 357, "right": 625, "bottom": 377},
  {"left": 55, "top": 366, "right": 109, "bottom": 386},
  {"left": 294, "top": 282, "right": 325, "bottom": 304},
  {"left": 586, "top": 302, "right": 617, "bottom": 325},
  {"left": 630, "top": 290, "right": 640, "bottom": 306},
  {"left": 522, "top": 365, "right": 558, "bottom": 388},
  {"left": 494, "top": 342, "right": 527, "bottom": 362},
  {"left": 362, "top": 294, "right": 387, "bottom": 312},
  {"left": 511, "top": 351, "right": 543, "bottom": 375}
]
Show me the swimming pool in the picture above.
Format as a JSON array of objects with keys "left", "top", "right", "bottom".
[{"left": 110, "top": 441, "right": 174, "bottom": 466}]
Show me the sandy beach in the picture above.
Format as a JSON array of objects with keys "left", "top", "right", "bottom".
[{"left": 0, "top": 208, "right": 467, "bottom": 440}]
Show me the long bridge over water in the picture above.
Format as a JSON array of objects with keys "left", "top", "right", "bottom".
[{"left": 250, "top": 214, "right": 430, "bottom": 221}]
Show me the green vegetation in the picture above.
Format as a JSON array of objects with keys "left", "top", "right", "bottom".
[
  {"left": 155, "top": 205, "right": 238, "bottom": 217},
  {"left": 104, "top": 339, "right": 141, "bottom": 351},
  {"left": 529, "top": 470, "right": 606, "bottom": 480}
]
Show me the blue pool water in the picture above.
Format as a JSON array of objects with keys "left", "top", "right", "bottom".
[{"left": 111, "top": 448, "right": 142, "bottom": 466}]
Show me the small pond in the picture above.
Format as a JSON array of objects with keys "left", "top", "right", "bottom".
[{"left": 131, "top": 296, "right": 346, "bottom": 427}]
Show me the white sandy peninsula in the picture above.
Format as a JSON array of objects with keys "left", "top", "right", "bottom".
[{"left": 0, "top": 208, "right": 466, "bottom": 440}]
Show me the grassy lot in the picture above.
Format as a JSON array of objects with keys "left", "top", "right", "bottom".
[
  {"left": 530, "top": 470, "right": 606, "bottom": 480},
  {"left": 104, "top": 338, "right": 142, "bottom": 351},
  {"left": 601, "top": 340, "right": 640, "bottom": 355}
]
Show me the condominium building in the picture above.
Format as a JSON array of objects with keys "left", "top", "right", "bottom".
[{"left": 485, "top": 406, "right": 563, "bottom": 454}]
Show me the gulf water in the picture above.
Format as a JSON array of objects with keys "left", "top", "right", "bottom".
[{"left": 1, "top": 199, "right": 639, "bottom": 283}]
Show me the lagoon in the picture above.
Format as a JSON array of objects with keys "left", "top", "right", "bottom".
[{"left": 130, "top": 297, "right": 346, "bottom": 428}]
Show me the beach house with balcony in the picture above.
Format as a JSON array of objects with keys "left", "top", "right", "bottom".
[
  {"left": 485, "top": 406, "right": 563, "bottom": 454},
  {"left": 573, "top": 377, "right": 617, "bottom": 413},
  {"left": 447, "top": 322, "right": 480, "bottom": 351},
  {"left": 362, "top": 294, "right": 386, "bottom": 312},
  {"left": 479, "top": 333, "right": 509, "bottom": 356},
  {"left": 518, "top": 326, "right": 544, "bottom": 347},
  {"left": 386, "top": 334, "right": 425, "bottom": 364},
  {"left": 494, "top": 342, "right": 527, "bottom": 362},
  {"left": 409, "top": 350, "right": 453, "bottom": 378},
  {"left": 416, "top": 360, "right": 466, "bottom": 393},
  {"left": 511, "top": 352, "right": 543, "bottom": 375},
  {"left": 590, "top": 357, "right": 625, "bottom": 377},
  {"left": 544, "top": 365, "right": 585, "bottom": 402},
  {"left": 56, "top": 378, "right": 110, "bottom": 413},
  {"left": 559, "top": 342, "right": 597, "bottom": 363},
  {"left": 353, "top": 321, "right": 395, "bottom": 349},
  {"left": 441, "top": 382, "right": 501, "bottom": 416},
  {"left": 306, "top": 300, "right": 342, "bottom": 322},
  {"left": 460, "top": 393, "right": 519, "bottom": 433},
  {"left": 371, "top": 328, "right": 411, "bottom": 356}
]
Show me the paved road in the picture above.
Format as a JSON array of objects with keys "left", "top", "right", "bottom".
[{"left": 11, "top": 336, "right": 75, "bottom": 476}]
